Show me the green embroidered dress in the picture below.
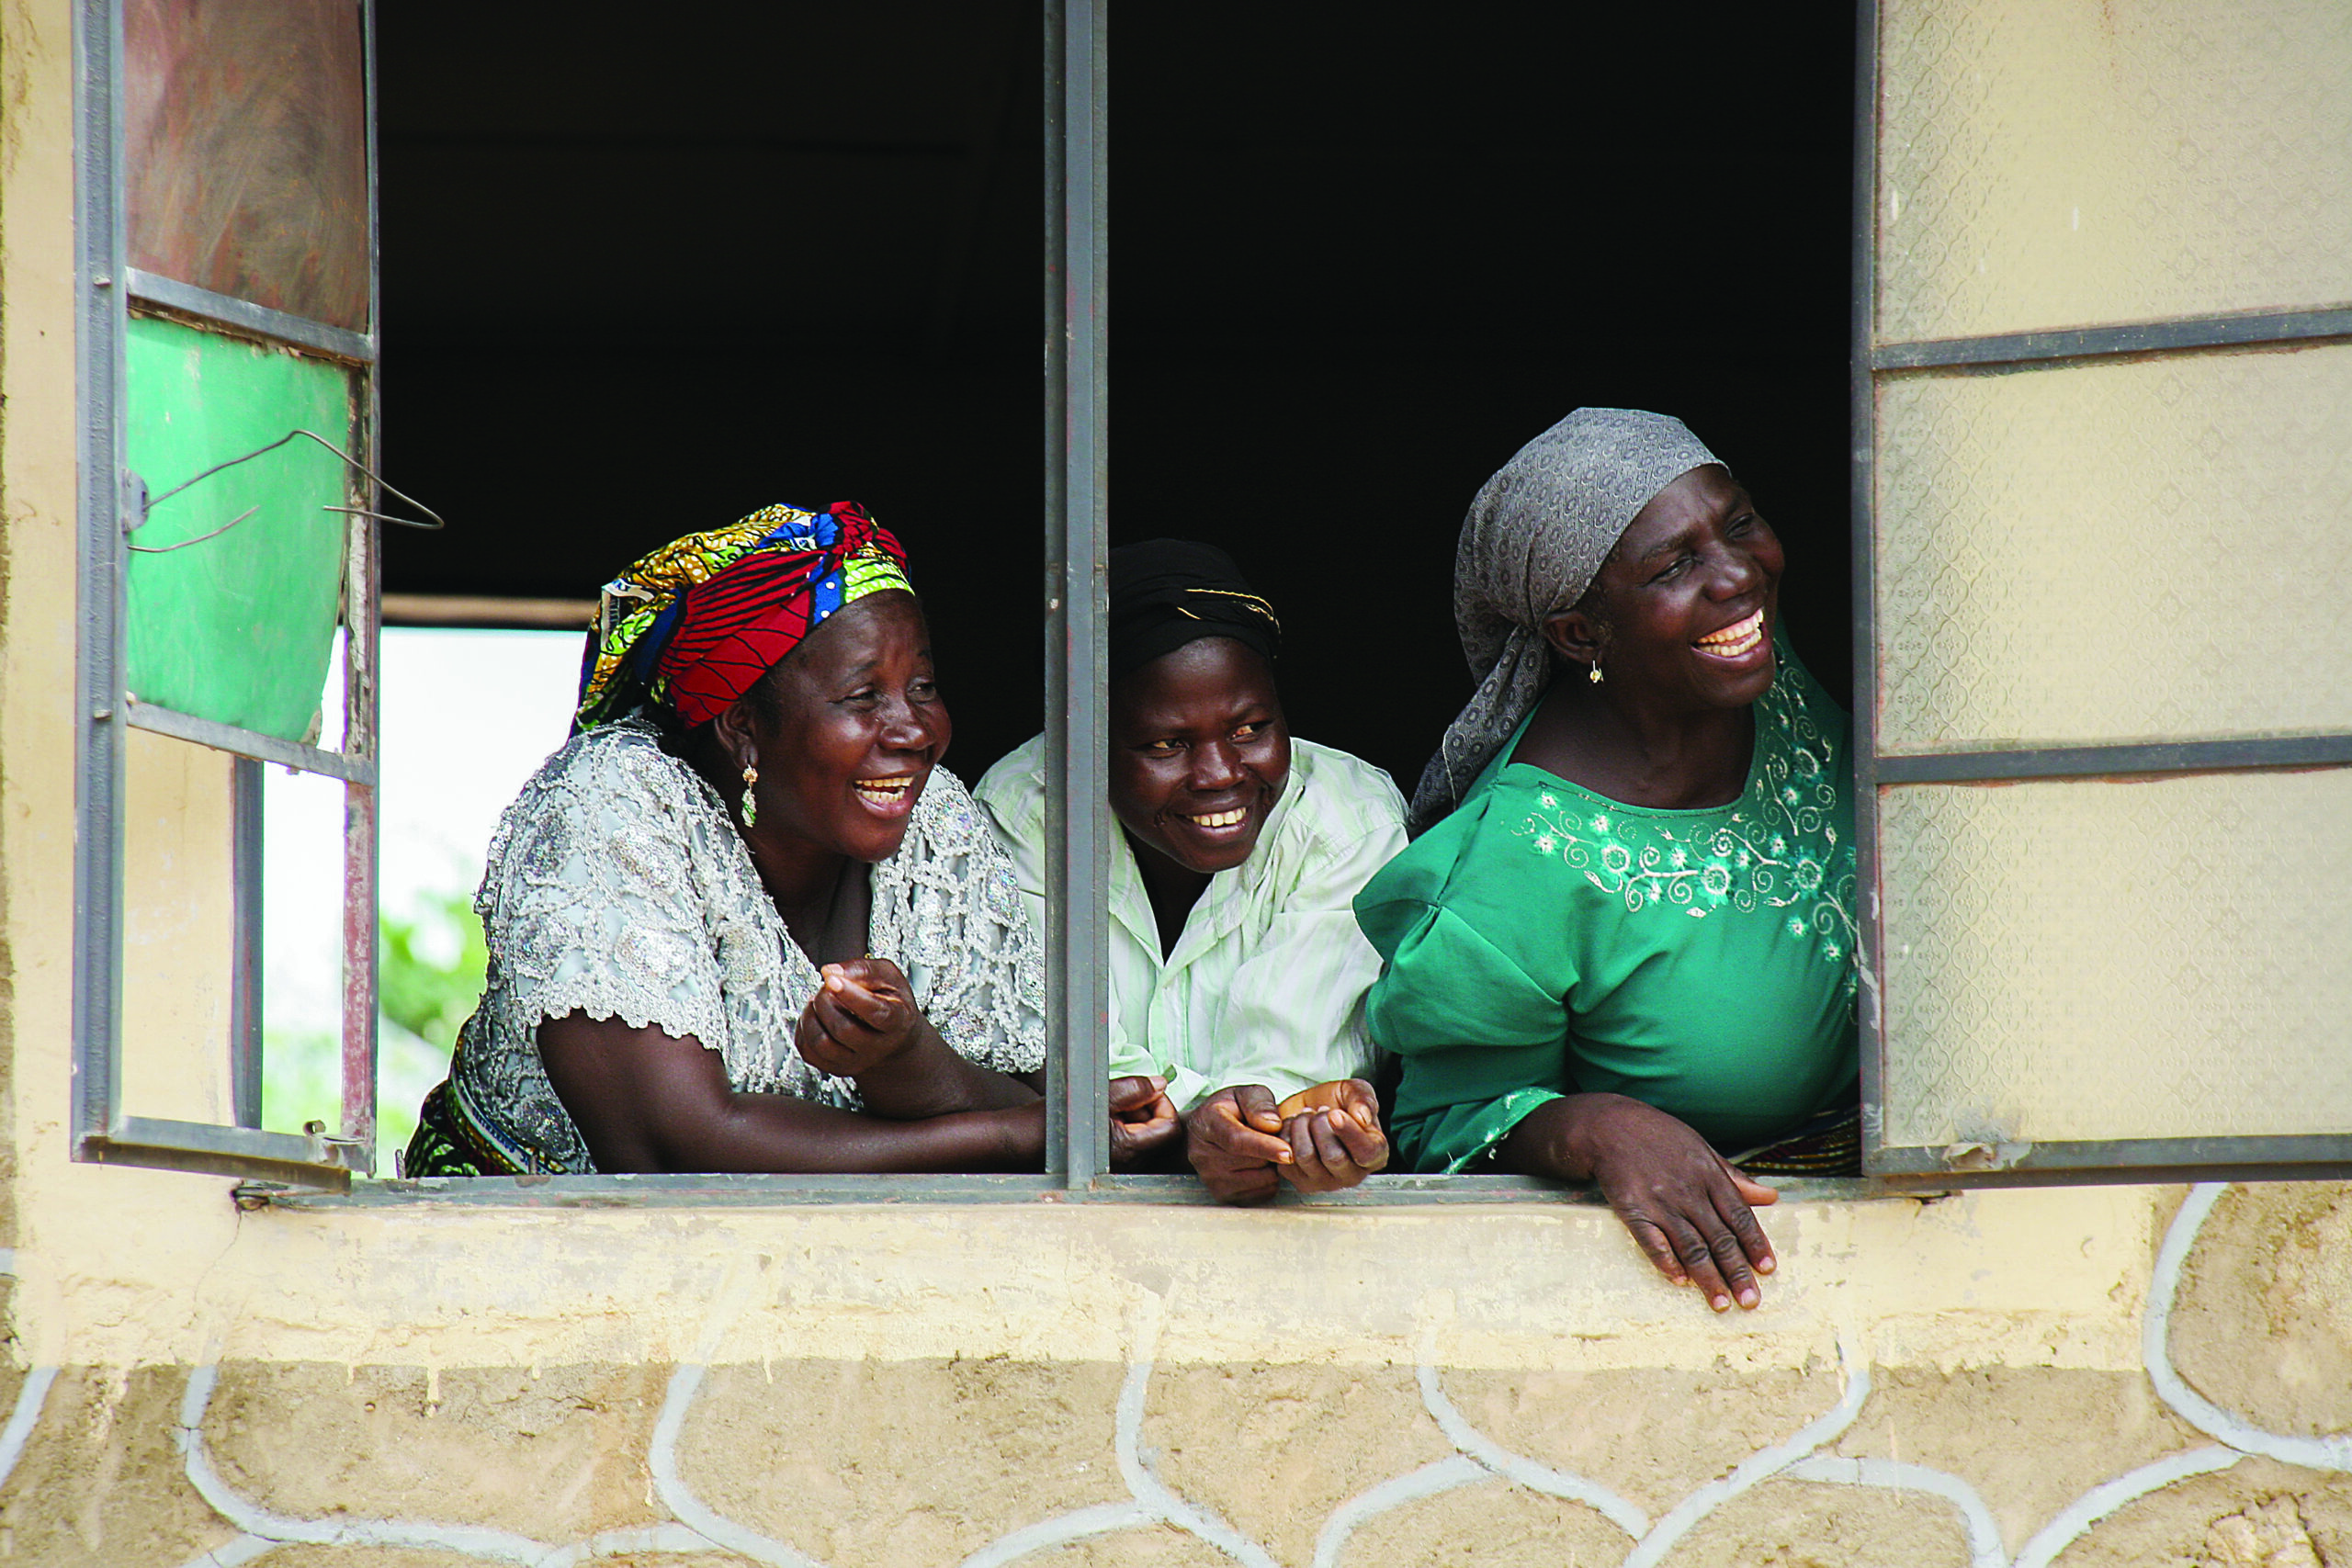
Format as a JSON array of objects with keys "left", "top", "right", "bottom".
[{"left": 1354, "top": 641, "right": 1859, "bottom": 1172}]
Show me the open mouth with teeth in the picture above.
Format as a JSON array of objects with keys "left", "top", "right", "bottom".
[
  {"left": 1692, "top": 607, "right": 1768, "bottom": 660},
  {"left": 1152, "top": 791, "right": 1277, "bottom": 870},
  {"left": 853, "top": 774, "right": 918, "bottom": 810}
]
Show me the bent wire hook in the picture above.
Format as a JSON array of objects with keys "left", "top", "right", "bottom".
[{"left": 126, "top": 427, "right": 446, "bottom": 554}]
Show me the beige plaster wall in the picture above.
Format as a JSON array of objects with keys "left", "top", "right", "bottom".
[
  {"left": 3, "top": 2, "right": 2347, "bottom": 1565},
  {"left": 0, "top": 1181, "right": 2343, "bottom": 1567}
]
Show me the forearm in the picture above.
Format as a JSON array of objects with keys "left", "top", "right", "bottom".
[
  {"left": 647, "top": 1092, "right": 1046, "bottom": 1175},
  {"left": 538, "top": 1013, "right": 1045, "bottom": 1174},
  {"left": 852, "top": 1014, "right": 1040, "bottom": 1119},
  {"left": 1497, "top": 1092, "right": 1636, "bottom": 1181}
]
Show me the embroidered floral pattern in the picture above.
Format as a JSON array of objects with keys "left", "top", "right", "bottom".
[{"left": 1516, "top": 673, "right": 1858, "bottom": 969}]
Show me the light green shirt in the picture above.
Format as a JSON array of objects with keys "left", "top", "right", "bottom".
[{"left": 976, "top": 735, "right": 1408, "bottom": 1111}]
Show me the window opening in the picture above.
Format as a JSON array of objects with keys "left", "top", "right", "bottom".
[
  {"left": 340, "top": 0, "right": 1100, "bottom": 1196},
  {"left": 266, "top": 0, "right": 1887, "bottom": 1206}
]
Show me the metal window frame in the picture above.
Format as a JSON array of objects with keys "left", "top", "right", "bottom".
[
  {"left": 1851, "top": 0, "right": 2352, "bottom": 1185},
  {"left": 1042, "top": 0, "right": 1113, "bottom": 1188},
  {"left": 73, "top": 0, "right": 384, "bottom": 1190},
  {"left": 262, "top": 1173, "right": 1890, "bottom": 1212}
]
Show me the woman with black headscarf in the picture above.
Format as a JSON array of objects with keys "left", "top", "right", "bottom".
[
  {"left": 1356, "top": 410, "right": 1859, "bottom": 1312},
  {"left": 977, "top": 540, "right": 1409, "bottom": 1201}
]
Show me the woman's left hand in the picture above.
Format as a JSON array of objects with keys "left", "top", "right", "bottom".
[
  {"left": 1503, "top": 1093, "right": 1779, "bottom": 1313},
  {"left": 795, "top": 956, "right": 924, "bottom": 1078},
  {"left": 1109, "top": 1075, "right": 1183, "bottom": 1169},
  {"left": 1277, "top": 1078, "right": 1390, "bottom": 1194}
]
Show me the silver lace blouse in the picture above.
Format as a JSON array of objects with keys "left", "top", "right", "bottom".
[{"left": 447, "top": 716, "right": 1046, "bottom": 1172}]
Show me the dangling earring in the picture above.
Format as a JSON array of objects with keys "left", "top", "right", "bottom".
[
  {"left": 740, "top": 763, "right": 760, "bottom": 828},
  {"left": 1588, "top": 660, "right": 1605, "bottom": 685}
]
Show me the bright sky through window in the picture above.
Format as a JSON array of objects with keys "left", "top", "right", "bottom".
[{"left": 264, "top": 628, "right": 582, "bottom": 1156}]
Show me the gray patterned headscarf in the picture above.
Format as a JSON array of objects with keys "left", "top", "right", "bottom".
[{"left": 1408, "top": 408, "right": 1725, "bottom": 832}]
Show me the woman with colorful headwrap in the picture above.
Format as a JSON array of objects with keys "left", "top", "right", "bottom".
[
  {"left": 404, "top": 503, "right": 1182, "bottom": 1176},
  {"left": 976, "top": 540, "right": 1409, "bottom": 1202},
  {"left": 1353, "top": 411, "right": 1859, "bottom": 1312}
]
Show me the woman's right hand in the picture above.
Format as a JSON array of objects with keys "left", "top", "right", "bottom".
[
  {"left": 795, "top": 957, "right": 923, "bottom": 1079},
  {"left": 1503, "top": 1093, "right": 1779, "bottom": 1313},
  {"left": 1183, "top": 1085, "right": 1294, "bottom": 1202},
  {"left": 793, "top": 959, "right": 1042, "bottom": 1121}
]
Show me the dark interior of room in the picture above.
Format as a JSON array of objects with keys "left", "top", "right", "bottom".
[{"left": 377, "top": 5, "right": 1856, "bottom": 795}]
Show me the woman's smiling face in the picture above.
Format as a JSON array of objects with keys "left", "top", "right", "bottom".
[
  {"left": 1555, "top": 465, "right": 1785, "bottom": 713},
  {"left": 1108, "top": 637, "right": 1291, "bottom": 878},
  {"left": 741, "top": 590, "right": 949, "bottom": 863}
]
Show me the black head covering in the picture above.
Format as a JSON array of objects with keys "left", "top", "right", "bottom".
[{"left": 1108, "top": 539, "right": 1282, "bottom": 682}]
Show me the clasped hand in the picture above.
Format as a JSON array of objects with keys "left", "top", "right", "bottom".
[
  {"left": 1109, "top": 1075, "right": 1182, "bottom": 1168},
  {"left": 793, "top": 957, "right": 923, "bottom": 1078},
  {"left": 795, "top": 964, "right": 1181, "bottom": 1168},
  {"left": 1185, "top": 1078, "right": 1389, "bottom": 1203}
]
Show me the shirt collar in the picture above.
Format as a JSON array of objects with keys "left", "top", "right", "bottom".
[{"left": 1108, "top": 754, "right": 1306, "bottom": 970}]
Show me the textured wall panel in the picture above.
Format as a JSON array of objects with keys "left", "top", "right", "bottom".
[
  {"left": 1875, "top": 344, "right": 2352, "bottom": 752},
  {"left": 1877, "top": 0, "right": 2352, "bottom": 343},
  {"left": 1879, "top": 772, "right": 2352, "bottom": 1150}
]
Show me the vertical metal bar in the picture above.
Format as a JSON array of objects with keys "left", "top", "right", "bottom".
[
  {"left": 1849, "top": 0, "right": 1887, "bottom": 1170},
  {"left": 1043, "top": 0, "right": 1111, "bottom": 1184},
  {"left": 1041, "top": 0, "right": 1069, "bottom": 1173},
  {"left": 363, "top": 0, "right": 381, "bottom": 369},
  {"left": 339, "top": 772, "right": 378, "bottom": 1168},
  {"left": 229, "top": 758, "right": 265, "bottom": 1128},
  {"left": 71, "top": 0, "right": 130, "bottom": 1157},
  {"left": 362, "top": 0, "right": 382, "bottom": 366},
  {"left": 335, "top": 0, "right": 382, "bottom": 1173}
]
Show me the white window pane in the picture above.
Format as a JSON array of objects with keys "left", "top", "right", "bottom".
[
  {"left": 1876, "top": 343, "right": 2352, "bottom": 752},
  {"left": 120, "top": 729, "right": 238, "bottom": 1125},
  {"left": 1879, "top": 770, "right": 2352, "bottom": 1150}
]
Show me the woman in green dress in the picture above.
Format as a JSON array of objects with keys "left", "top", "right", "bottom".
[{"left": 1354, "top": 408, "right": 1857, "bottom": 1314}]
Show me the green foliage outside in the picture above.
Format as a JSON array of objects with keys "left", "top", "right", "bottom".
[
  {"left": 379, "top": 889, "right": 491, "bottom": 1052},
  {"left": 262, "top": 890, "right": 485, "bottom": 1171}
]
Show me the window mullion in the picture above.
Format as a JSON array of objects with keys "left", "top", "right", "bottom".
[
  {"left": 335, "top": 0, "right": 384, "bottom": 1173},
  {"left": 71, "top": 0, "right": 131, "bottom": 1163},
  {"left": 1850, "top": 0, "right": 1887, "bottom": 1179},
  {"left": 1043, "top": 0, "right": 1110, "bottom": 1187}
]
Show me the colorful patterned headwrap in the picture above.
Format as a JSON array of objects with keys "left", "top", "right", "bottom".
[{"left": 574, "top": 502, "right": 913, "bottom": 731}]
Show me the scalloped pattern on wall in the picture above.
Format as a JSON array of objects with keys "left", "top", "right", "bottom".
[{"left": 0, "top": 1185, "right": 2346, "bottom": 1568}]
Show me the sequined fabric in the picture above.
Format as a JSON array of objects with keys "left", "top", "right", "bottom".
[{"left": 429, "top": 715, "right": 1044, "bottom": 1174}]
